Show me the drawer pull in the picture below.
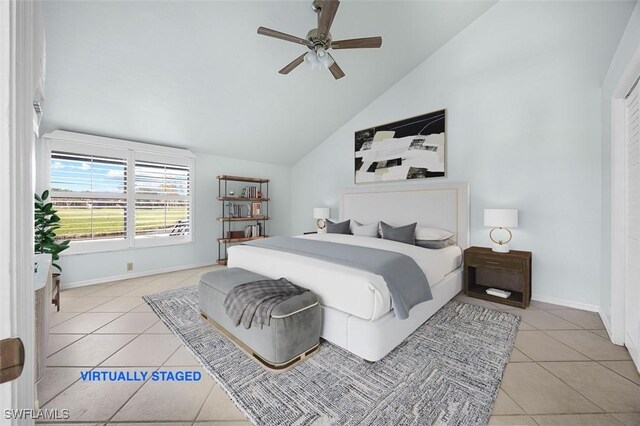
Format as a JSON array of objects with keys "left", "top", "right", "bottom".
[{"left": 485, "top": 261, "right": 501, "bottom": 265}]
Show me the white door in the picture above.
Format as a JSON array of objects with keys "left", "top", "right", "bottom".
[
  {"left": 0, "top": 0, "right": 41, "bottom": 420},
  {"left": 626, "top": 78, "right": 640, "bottom": 369}
]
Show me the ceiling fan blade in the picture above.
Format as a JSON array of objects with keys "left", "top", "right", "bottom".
[
  {"left": 331, "top": 36, "right": 382, "bottom": 49},
  {"left": 318, "top": 0, "right": 339, "bottom": 37},
  {"left": 257, "top": 26, "right": 312, "bottom": 47},
  {"left": 279, "top": 53, "right": 306, "bottom": 75},
  {"left": 328, "top": 59, "right": 345, "bottom": 80}
]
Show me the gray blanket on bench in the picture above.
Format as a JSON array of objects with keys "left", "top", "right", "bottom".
[
  {"left": 243, "top": 236, "right": 432, "bottom": 320},
  {"left": 223, "top": 277, "right": 308, "bottom": 329}
]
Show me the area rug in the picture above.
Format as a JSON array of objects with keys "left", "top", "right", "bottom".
[{"left": 143, "top": 287, "right": 520, "bottom": 426}]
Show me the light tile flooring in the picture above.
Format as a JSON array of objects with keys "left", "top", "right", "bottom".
[{"left": 38, "top": 267, "right": 640, "bottom": 425}]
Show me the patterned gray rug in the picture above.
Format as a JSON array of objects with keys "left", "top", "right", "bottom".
[{"left": 143, "top": 287, "right": 520, "bottom": 426}]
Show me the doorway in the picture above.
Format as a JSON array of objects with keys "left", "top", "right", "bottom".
[{"left": 611, "top": 44, "right": 640, "bottom": 371}]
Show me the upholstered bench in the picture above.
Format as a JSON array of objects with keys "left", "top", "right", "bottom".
[{"left": 198, "top": 268, "right": 321, "bottom": 370}]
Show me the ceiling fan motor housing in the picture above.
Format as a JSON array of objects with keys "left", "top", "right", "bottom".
[{"left": 306, "top": 29, "right": 331, "bottom": 50}]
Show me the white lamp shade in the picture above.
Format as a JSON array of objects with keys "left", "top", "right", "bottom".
[
  {"left": 313, "top": 207, "right": 330, "bottom": 219},
  {"left": 484, "top": 209, "right": 518, "bottom": 228}
]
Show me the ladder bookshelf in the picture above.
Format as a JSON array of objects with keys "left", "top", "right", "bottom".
[{"left": 217, "top": 175, "right": 270, "bottom": 265}]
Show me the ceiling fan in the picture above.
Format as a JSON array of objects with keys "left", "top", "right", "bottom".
[{"left": 257, "top": 0, "right": 382, "bottom": 80}]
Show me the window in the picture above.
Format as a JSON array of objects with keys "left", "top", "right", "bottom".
[
  {"left": 50, "top": 152, "right": 128, "bottom": 242},
  {"left": 45, "top": 131, "right": 194, "bottom": 254},
  {"left": 134, "top": 158, "right": 191, "bottom": 245}
]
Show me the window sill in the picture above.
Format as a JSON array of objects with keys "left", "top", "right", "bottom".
[{"left": 61, "top": 236, "right": 193, "bottom": 256}]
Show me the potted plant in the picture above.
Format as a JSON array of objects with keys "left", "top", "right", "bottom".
[{"left": 34, "top": 190, "right": 70, "bottom": 272}]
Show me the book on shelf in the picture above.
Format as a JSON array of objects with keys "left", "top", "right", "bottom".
[
  {"left": 486, "top": 288, "right": 511, "bottom": 298},
  {"left": 240, "top": 185, "right": 261, "bottom": 199},
  {"left": 227, "top": 202, "right": 252, "bottom": 218},
  {"left": 244, "top": 223, "right": 262, "bottom": 238}
]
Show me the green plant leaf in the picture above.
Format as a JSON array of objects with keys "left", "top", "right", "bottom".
[
  {"left": 34, "top": 193, "right": 42, "bottom": 202},
  {"left": 52, "top": 263, "right": 62, "bottom": 272},
  {"left": 42, "top": 190, "right": 49, "bottom": 200}
]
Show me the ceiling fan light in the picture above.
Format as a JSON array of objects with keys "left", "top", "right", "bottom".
[
  {"left": 304, "top": 51, "right": 321, "bottom": 70},
  {"left": 320, "top": 52, "right": 335, "bottom": 68},
  {"left": 316, "top": 47, "right": 326, "bottom": 58}
]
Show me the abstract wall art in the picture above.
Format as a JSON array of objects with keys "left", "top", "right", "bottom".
[{"left": 354, "top": 109, "right": 446, "bottom": 184}]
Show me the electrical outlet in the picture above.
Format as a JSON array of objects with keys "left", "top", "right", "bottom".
[{"left": 126, "top": 262, "right": 134, "bottom": 271}]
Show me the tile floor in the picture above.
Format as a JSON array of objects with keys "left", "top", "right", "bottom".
[{"left": 37, "top": 266, "right": 640, "bottom": 425}]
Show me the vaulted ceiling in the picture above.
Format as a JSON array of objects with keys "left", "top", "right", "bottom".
[{"left": 42, "top": 1, "right": 496, "bottom": 164}]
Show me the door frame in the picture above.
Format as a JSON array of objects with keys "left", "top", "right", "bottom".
[
  {"left": 0, "top": 0, "right": 38, "bottom": 418},
  {"left": 611, "top": 42, "right": 640, "bottom": 360}
]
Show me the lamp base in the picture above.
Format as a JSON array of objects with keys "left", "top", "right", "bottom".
[
  {"left": 492, "top": 243, "right": 510, "bottom": 253},
  {"left": 316, "top": 218, "right": 327, "bottom": 233}
]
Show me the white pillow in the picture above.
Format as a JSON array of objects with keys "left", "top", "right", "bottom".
[
  {"left": 415, "top": 227, "right": 454, "bottom": 241},
  {"left": 351, "top": 220, "right": 379, "bottom": 237}
]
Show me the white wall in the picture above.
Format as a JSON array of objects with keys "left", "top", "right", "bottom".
[
  {"left": 600, "top": 2, "right": 640, "bottom": 326},
  {"left": 46, "top": 148, "right": 291, "bottom": 287},
  {"left": 290, "top": 1, "right": 635, "bottom": 309}
]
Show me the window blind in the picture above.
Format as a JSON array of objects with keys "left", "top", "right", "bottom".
[
  {"left": 50, "top": 151, "right": 128, "bottom": 241},
  {"left": 134, "top": 160, "right": 191, "bottom": 238}
]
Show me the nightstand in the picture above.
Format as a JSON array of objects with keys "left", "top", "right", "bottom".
[{"left": 463, "top": 246, "right": 532, "bottom": 308}]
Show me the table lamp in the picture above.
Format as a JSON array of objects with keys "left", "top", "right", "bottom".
[
  {"left": 484, "top": 209, "right": 518, "bottom": 253},
  {"left": 313, "top": 207, "right": 330, "bottom": 233}
]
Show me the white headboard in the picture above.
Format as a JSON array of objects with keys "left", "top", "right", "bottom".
[{"left": 339, "top": 182, "right": 470, "bottom": 249}]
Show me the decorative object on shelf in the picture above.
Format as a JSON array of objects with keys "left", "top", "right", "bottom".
[
  {"left": 228, "top": 230, "right": 245, "bottom": 239},
  {"left": 217, "top": 175, "right": 270, "bottom": 265},
  {"left": 463, "top": 246, "right": 531, "bottom": 308},
  {"left": 313, "top": 207, "right": 330, "bottom": 233},
  {"left": 484, "top": 209, "right": 518, "bottom": 253},
  {"left": 355, "top": 110, "right": 446, "bottom": 184},
  {"left": 256, "top": 0, "right": 382, "bottom": 80}
]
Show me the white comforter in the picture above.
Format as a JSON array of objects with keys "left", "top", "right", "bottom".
[{"left": 227, "top": 233, "right": 462, "bottom": 321}]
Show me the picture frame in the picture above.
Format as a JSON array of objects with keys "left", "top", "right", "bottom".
[
  {"left": 251, "top": 202, "right": 262, "bottom": 217},
  {"left": 354, "top": 109, "right": 446, "bottom": 184}
]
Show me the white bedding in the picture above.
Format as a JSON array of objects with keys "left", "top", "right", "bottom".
[{"left": 227, "top": 233, "right": 462, "bottom": 321}]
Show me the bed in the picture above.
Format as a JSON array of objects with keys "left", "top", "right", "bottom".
[{"left": 227, "top": 182, "right": 470, "bottom": 361}]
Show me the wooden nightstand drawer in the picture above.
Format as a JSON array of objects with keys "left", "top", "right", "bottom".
[{"left": 467, "top": 254, "right": 523, "bottom": 271}]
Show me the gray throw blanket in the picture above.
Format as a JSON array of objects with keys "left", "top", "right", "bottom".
[
  {"left": 223, "top": 278, "right": 308, "bottom": 329},
  {"left": 244, "top": 236, "right": 432, "bottom": 320}
]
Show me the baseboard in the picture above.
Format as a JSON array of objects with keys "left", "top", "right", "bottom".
[
  {"left": 599, "top": 310, "right": 615, "bottom": 341},
  {"left": 61, "top": 261, "right": 217, "bottom": 289},
  {"left": 531, "top": 295, "right": 599, "bottom": 313}
]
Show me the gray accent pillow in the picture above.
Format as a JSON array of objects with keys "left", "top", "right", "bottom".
[
  {"left": 351, "top": 220, "right": 379, "bottom": 237},
  {"left": 326, "top": 219, "right": 351, "bottom": 234},
  {"left": 416, "top": 236, "right": 456, "bottom": 249},
  {"left": 380, "top": 222, "right": 417, "bottom": 245}
]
